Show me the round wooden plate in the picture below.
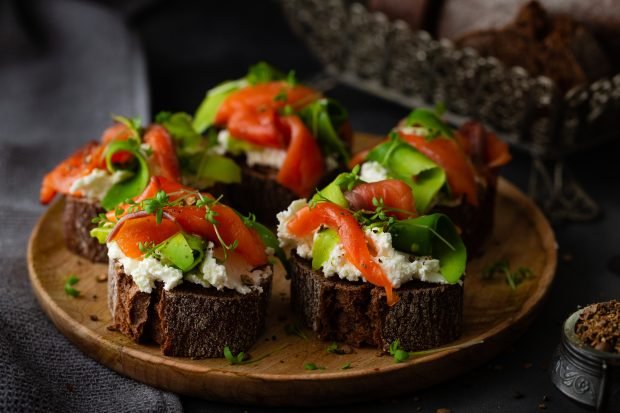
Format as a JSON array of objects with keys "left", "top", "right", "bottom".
[{"left": 28, "top": 134, "right": 557, "bottom": 406}]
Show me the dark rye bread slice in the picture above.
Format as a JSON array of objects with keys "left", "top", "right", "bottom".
[
  {"left": 290, "top": 253, "right": 463, "bottom": 352},
  {"left": 108, "top": 259, "right": 272, "bottom": 358},
  {"left": 435, "top": 182, "right": 496, "bottom": 258},
  {"left": 225, "top": 160, "right": 344, "bottom": 226},
  {"left": 63, "top": 195, "right": 108, "bottom": 263}
]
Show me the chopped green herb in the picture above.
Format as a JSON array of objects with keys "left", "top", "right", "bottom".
[
  {"left": 281, "top": 104, "right": 294, "bottom": 116},
  {"left": 286, "top": 70, "right": 297, "bottom": 86},
  {"left": 246, "top": 62, "right": 285, "bottom": 85},
  {"left": 341, "top": 362, "right": 352, "bottom": 370},
  {"left": 224, "top": 344, "right": 287, "bottom": 366},
  {"left": 142, "top": 190, "right": 169, "bottom": 224},
  {"left": 326, "top": 342, "right": 345, "bottom": 355},
  {"left": 64, "top": 275, "right": 80, "bottom": 298},
  {"left": 274, "top": 90, "right": 288, "bottom": 102},
  {"left": 388, "top": 340, "right": 410, "bottom": 363},
  {"left": 223, "top": 346, "right": 247, "bottom": 365},
  {"left": 304, "top": 362, "right": 325, "bottom": 371},
  {"left": 284, "top": 322, "right": 308, "bottom": 340},
  {"left": 112, "top": 115, "right": 142, "bottom": 141},
  {"left": 482, "top": 260, "right": 535, "bottom": 290}
]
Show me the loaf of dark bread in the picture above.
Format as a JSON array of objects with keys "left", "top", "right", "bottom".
[
  {"left": 290, "top": 253, "right": 463, "bottom": 352},
  {"left": 455, "top": 1, "right": 611, "bottom": 91},
  {"left": 108, "top": 259, "right": 272, "bottom": 358},
  {"left": 63, "top": 195, "right": 108, "bottom": 263}
]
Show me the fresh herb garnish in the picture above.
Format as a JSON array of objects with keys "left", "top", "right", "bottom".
[
  {"left": 138, "top": 241, "right": 159, "bottom": 259},
  {"left": 389, "top": 340, "right": 410, "bottom": 363},
  {"left": 341, "top": 362, "right": 352, "bottom": 370},
  {"left": 274, "top": 89, "right": 288, "bottom": 102},
  {"left": 281, "top": 104, "right": 294, "bottom": 116},
  {"left": 327, "top": 342, "right": 345, "bottom": 355},
  {"left": 64, "top": 275, "right": 80, "bottom": 298},
  {"left": 112, "top": 115, "right": 142, "bottom": 141},
  {"left": 286, "top": 70, "right": 297, "bottom": 86},
  {"left": 284, "top": 322, "right": 308, "bottom": 340},
  {"left": 304, "top": 362, "right": 325, "bottom": 371},
  {"left": 387, "top": 339, "right": 485, "bottom": 364},
  {"left": 223, "top": 346, "right": 247, "bottom": 365},
  {"left": 223, "top": 344, "right": 287, "bottom": 366},
  {"left": 142, "top": 190, "right": 169, "bottom": 224},
  {"left": 196, "top": 193, "right": 238, "bottom": 261},
  {"left": 482, "top": 260, "right": 535, "bottom": 290},
  {"left": 246, "top": 61, "right": 285, "bottom": 85}
]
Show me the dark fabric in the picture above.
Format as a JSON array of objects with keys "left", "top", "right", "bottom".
[{"left": 0, "top": 0, "right": 180, "bottom": 411}]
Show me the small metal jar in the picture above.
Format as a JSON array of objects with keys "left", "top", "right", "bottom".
[{"left": 550, "top": 309, "right": 620, "bottom": 412}]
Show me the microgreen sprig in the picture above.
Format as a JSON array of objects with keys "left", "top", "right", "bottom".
[
  {"left": 482, "top": 260, "right": 535, "bottom": 290},
  {"left": 64, "top": 275, "right": 80, "bottom": 298}
]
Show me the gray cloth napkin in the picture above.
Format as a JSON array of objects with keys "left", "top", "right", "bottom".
[{"left": 0, "top": 0, "right": 181, "bottom": 411}]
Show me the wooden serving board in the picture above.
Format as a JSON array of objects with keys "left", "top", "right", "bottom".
[{"left": 28, "top": 135, "right": 557, "bottom": 406}]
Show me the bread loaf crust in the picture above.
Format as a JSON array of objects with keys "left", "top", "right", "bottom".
[
  {"left": 108, "top": 259, "right": 273, "bottom": 358},
  {"left": 290, "top": 253, "right": 463, "bottom": 351},
  {"left": 63, "top": 195, "right": 108, "bottom": 263}
]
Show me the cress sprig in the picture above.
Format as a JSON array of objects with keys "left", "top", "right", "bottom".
[{"left": 112, "top": 188, "right": 239, "bottom": 261}]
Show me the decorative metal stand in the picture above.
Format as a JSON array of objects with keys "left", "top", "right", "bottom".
[{"left": 282, "top": 0, "right": 620, "bottom": 221}]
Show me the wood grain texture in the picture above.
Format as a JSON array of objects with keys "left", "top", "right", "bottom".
[{"left": 27, "top": 133, "right": 557, "bottom": 406}]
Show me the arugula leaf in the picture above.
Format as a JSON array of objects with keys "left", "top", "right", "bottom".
[
  {"left": 366, "top": 138, "right": 446, "bottom": 213},
  {"left": 303, "top": 362, "right": 325, "bottom": 371},
  {"left": 341, "top": 362, "right": 352, "bottom": 370},
  {"left": 193, "top": 79, "right": 246, "bottom": 133},
  {"left": 404, "top": 107, "right": 453, "bottom": 139},
  {"left": 64, "top": 275, "right": 80, "bottom": 298},
  {"left": 238, "top": 215, "right": 291, "bottom": 274},
  {"left": 156, "top": 111, "right": 202, "bottom": 152},
  {"left": 246, "top": 61, "right": 286, "bottom": 85},
  {"left": 101, "top": 139, "right": 150, "bottom": 211},
  {"left": 298, "top": 98, "right": 350, "bottom": 163}
]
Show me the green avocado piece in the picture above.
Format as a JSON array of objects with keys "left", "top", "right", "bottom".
[
  {"left": 196, "top": 153, "right": 242, "bottom": 184},
  {"left": 158, "top": 233, "right": 197, "bottom": 272},
  {"left": 312, "top": 228, "right": 340, "bottom": 271},
  {"left": 313, "top": 178, "right": 349, "bottom": 208}
]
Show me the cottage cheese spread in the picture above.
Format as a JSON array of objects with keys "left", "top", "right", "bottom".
[
  {"left": 108, "top": 241, "right": 271, "bottom": 295},
  {"left": 108, "top": 241, "right": 183, "bottom": 293},
  {"left": 277, "top": 200, "right": 447, "bottom": 286},
  {"left": 359, "top": 161, "right": 389, "bottom": 183},
  {"left": 70, "top": 169, "right": 129, "bottom": 200}
]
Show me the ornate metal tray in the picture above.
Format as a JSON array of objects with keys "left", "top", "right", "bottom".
[{"left": 282, "top": 0, "right": 620, "bottom": 221}]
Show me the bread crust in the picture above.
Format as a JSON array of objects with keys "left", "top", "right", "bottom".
[
  {"left": 290, "top": 253, "right": 463, "bottom": 351},
  {"left": 63, "top": 195, "right": 108, "bottom": 263},
  {"left": 108, "top": 259, "right": 273, "bottom": 358}
]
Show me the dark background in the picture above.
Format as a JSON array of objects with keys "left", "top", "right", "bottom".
[{"left": 3, "top": 0, "right": 619, "bottom": 411}]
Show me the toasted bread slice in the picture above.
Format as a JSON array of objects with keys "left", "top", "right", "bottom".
[
  {"left": 64, "top": 195, "right": 107, "bottom": 263},
  {"left": 290, "top": 253, "right": 463, "bottom": 351},
  {"left": 108, "top": 259, "right": 272, "bottom": 358}
]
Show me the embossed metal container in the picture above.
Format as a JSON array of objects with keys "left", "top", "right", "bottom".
[{"left": 551, "top": 310, "right": 620, "bottom": 411}]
